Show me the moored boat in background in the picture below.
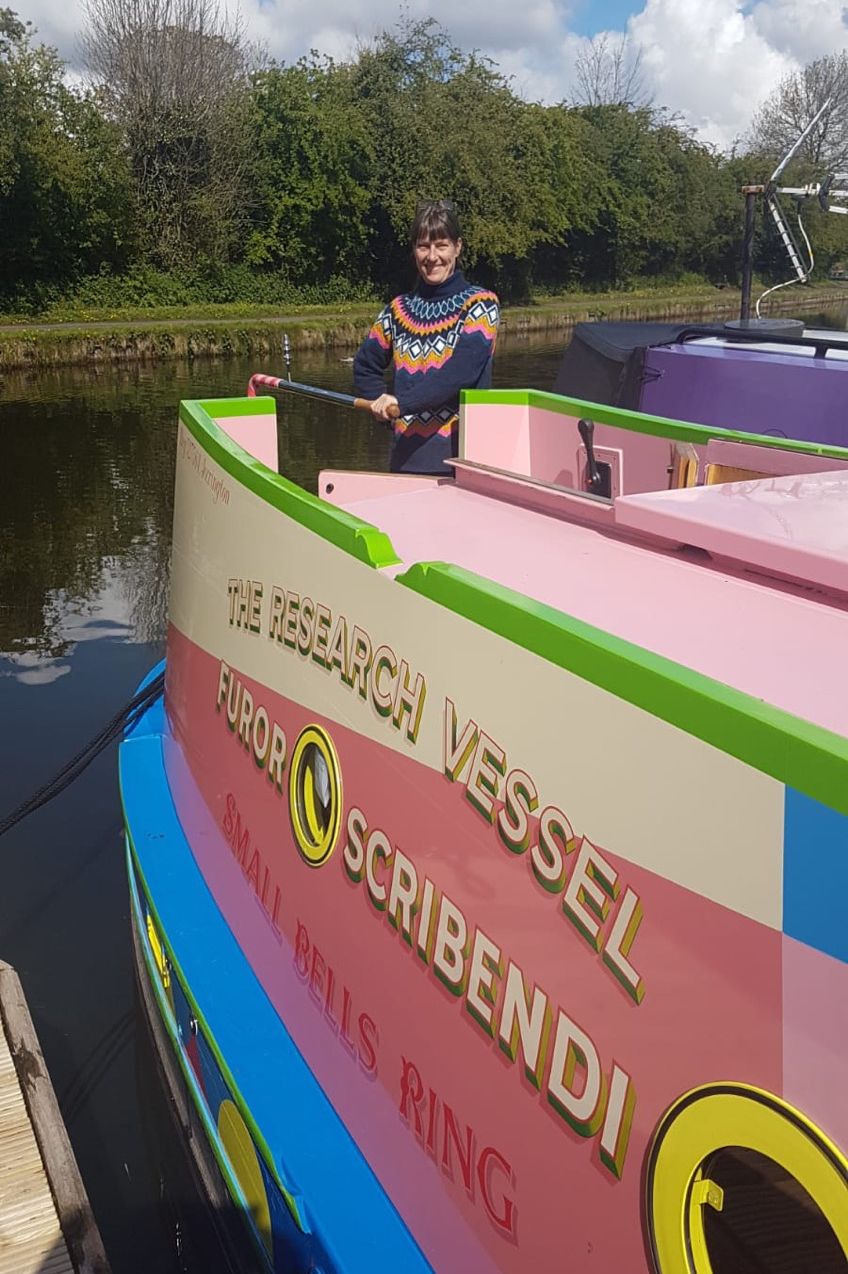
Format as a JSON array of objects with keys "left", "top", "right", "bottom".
[
  {"left": 552, "top": 318, "right": 848, "bottom": 451},
  {"left": 551, "top": 102, "right": 848, "bottom": 456}
]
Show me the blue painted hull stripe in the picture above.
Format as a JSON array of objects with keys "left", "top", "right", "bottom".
[
  {"left": 127, "top": 850, "right": 273, "bottom": 1269},
  {"left": 784, "top": 786, "right": 848, "bottom": 964}
]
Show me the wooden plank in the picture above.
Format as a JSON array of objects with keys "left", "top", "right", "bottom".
[
  {"left": 670, "top": 441, "right": 700, "bottom": 488},
  {"left": 0, "top": 963, "right": 110, "bottom": 1274}
]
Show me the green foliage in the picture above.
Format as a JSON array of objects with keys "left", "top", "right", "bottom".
[
  {"left": 246, "top": 55, "right": 373, "bottom": 284},
  {"left": 560, "top": 107, "right": 742, "bottom": 287},
  {"left": 346, "top": 21, "right": 596, "bottom": 298},
  {"left": 0, "top": 11, "right": 135, "bottom": 303},
  {"left": 81, "top": 0, "right": 255, "bottom": 270},
  {"left": 0, "top": 264, "right": 376, "bottom": 321},
  {"left": 2, "top": 11, "right": 847, "bottom": 312}
]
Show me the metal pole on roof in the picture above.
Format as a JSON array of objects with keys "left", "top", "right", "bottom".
[{"left": 739, "top": 186, "right": 763, "bottom": 322}]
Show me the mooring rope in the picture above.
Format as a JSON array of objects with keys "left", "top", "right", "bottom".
[{"left": 0, "top": 671, "right": 165, "bottom": 840}]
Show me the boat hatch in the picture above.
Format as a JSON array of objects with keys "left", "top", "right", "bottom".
[{"left": 616, "top": 469, "right": 848, "bottom": 596}]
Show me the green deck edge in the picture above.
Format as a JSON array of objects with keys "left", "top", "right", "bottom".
[
  {"left": 397, "top": 561, "right": 848, "bottom": 816},
  {"left": 179, "top": 397, "right": 400, "bottom": 569},
  {"left": 462, "top": 388, "right": 848, "bottom": 461}
]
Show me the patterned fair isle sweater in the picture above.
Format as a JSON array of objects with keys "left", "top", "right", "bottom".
[{"left": 353, "top": 270, "right": 500, "bottom": 474}]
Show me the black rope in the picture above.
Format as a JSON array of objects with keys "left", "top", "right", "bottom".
[{"left": 0, "top": 671, "right": 165, "bottom": 840}]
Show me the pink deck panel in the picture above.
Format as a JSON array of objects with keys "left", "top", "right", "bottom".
[
  {"left": 460, "top": 402, "right": 848, "bottom": 499},
  {"left": 331, "top": 476, "right": 848, "bottom": 738},
  {"left": 461, "top": 402, "right": 675, "bottom": 496},
  {"left": 616, "top": 470, "right": 848, "bottom": 595},
  {"left": 213, "top": 411, "right": 278, "bottom": 473}
]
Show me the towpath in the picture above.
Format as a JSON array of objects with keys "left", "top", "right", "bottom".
[
  {"left": 2, "top": 282, "right": 847, "bottom": 337},
  {"left": 0, "top": 313, "right": 339, "bottom": 334}
]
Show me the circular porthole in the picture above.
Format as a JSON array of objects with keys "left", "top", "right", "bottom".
[
  {"left": 646, "top": 1084, "right": 848, "bottom": 1274},
  {"left": 288, "top": 725, "right": 342, "bottom": 867},
  {"left": 701, "top": 1146, "right": 845, "bottom": 1271}
]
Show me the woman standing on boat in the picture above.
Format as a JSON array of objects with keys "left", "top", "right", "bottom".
[{"left": 353, "top": 199, "right": 500, "bottom": 474}]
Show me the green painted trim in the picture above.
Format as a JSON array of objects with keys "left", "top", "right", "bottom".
[
  {"left": 128, "top": 859, "right": 274, "bottom": 1270},
  {"left": 397, "top": 561, "right": 848, "bottom": 815},
  {"left": 461, "top": 388, "right": 848, "bottom": 461},
  {"left": 178, "top": 398, "right": 400, "bottom": 569},
  {"left": 119, "top": 794, "right": 307, "bottom": 1232},
  {"left": 200, "top": 394, "right": 280, "bottom": 419}
]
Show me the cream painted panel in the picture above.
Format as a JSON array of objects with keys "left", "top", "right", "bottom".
[{"left": 169, "top": 425, "right": 785, "bottom": 929}]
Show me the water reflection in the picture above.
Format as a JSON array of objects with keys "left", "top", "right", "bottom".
[
  {"left": 804, "top": 304, "right": 848, "bottom": 330},
  {"left": 0, "top": 371, "right": 176, "bottom": 655}
]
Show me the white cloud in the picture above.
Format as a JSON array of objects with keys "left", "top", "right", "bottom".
[
  {"left": 21, "top": 0, "right": 81, "bottom": 64},
  {"left": 16, "top": 0, "right": 848, "bottom": 151},
  {"left": 628, "top": 0, "right": 797, "bottom": 147},
  {"left": 0, "top": 655, "right": 71, "bottom": 686},
  {"left": 479, "top": 30, "right": 587, "bottom": 104},
  {"left": 751, "top": 0, "right": 848, "bottom": 64}
]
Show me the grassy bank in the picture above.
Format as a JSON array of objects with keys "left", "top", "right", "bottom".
[{"left": 1, "top": 283, "right": 846, "bottom": 373}]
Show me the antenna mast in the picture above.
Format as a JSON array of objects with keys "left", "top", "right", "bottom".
[{"left": 737, "top": 98, "right": 847, "bottom": 325}]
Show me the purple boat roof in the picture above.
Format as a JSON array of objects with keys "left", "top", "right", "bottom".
[
  {"left": 641, "top": 338, "right": 848, "bottom": 446},
  {"left": 553, "top": 319, "right": 848, "bottom": 451}
]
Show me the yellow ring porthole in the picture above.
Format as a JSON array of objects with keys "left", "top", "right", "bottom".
[
  {"left": 646, "top": 1084, "right": 848, "bottom": 1274},
  {"left": 218, "top": 1099, "right": 273, "bottom": 1257},
  {"left": 288, "top": 725, "right": 342, "bottom": 868}
]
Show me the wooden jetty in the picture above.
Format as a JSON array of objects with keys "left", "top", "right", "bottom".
[{"left": 0, "top": 961, "right": 110, "bottom": 1274}]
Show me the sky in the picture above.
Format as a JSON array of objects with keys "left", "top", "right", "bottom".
[{"left": 17, "top": 0, "right": 848, "bottom": 151}]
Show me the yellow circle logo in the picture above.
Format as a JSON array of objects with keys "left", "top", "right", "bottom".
[
  {"left": 288, "top": 725, "right": 342, "bottom": 867},
  {"left": 645, "top": 1083, "right": 848, "bottom": 1273}
]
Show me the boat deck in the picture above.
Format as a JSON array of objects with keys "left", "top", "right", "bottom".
[{"left": 336, "top": 475, "right": 848, "bottom": 739}]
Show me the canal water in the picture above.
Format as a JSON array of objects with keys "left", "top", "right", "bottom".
[{"left": 0, "top": 310, "right": 844, "bottom": 1271}]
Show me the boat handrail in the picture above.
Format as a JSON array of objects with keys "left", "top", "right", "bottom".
[
  {"left": 446, "top": 458, "right": 617, "bottom": 530},
  {"left": 448, "top": 458, "right": 612, "bottom": 504},
  {"left": 676, "top": 327, "right": 847, "bottom": 359}
]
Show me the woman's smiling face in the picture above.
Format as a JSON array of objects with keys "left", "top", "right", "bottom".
[{"left": 414, "top": 234, "right": 462, "bottom": 285}]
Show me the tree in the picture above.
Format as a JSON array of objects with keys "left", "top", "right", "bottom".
[
  {"left": 0, "top": 8, "right": 27, "bottom": 192},
  {"left": 348, "top": 17, "right": 590, "bottom": 297},
  {"left": 571, "top": 34, "right": 651, "bottom": 110},
  {"left": 750, "top": 52, "right": 848, "bottom": 172},
  {"left": 81, "top": 0, "right": 254, "bottom": 266},
  {"left": 0, "top": 9, "right": 134, "bottom": 303},
  {"left": 348, "top": 17, "right": 464, "bottom": 283},
  {"left": 247, "top": 56, "right": 373, "bottom": 285}
]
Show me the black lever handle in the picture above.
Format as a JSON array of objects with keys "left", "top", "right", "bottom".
[{"left": 578, "top": 418, "right": 603, "bottom": 494}]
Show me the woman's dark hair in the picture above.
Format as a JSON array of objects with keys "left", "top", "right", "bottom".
[{"left": 410, "top": 199, "right": 462, "bottom": 246}]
